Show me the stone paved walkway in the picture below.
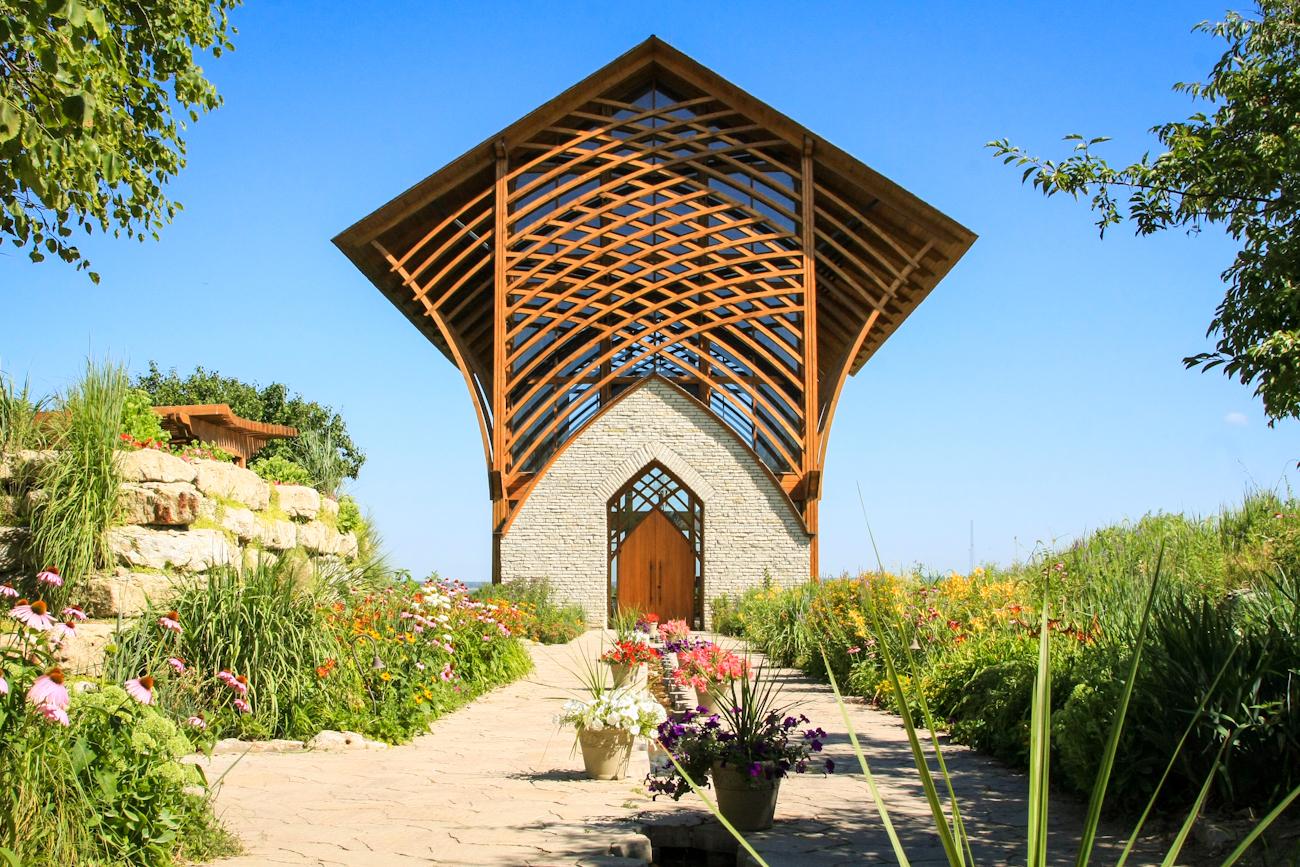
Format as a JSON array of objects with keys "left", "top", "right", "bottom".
[{"left": 203, "top": 631, "right": 1166, "bottom": 866}]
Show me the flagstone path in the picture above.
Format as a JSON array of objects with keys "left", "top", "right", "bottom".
[{"left": 203, "top": 631, "right": 1168, "bottom": 866}]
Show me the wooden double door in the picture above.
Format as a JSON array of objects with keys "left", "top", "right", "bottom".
[{"left": 616, "top": 508, "right": 695, "bottom": 623}]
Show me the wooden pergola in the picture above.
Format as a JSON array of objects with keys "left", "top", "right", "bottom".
[
  {"left": 152, "top": 404, "right": 298, "bottom": 467},
  {"left": 334, "top": 37, "right": 975, "bottom": 578}
]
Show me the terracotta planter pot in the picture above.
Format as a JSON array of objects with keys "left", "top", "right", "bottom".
[
  {"left": 578, "top": 727, "right": 634, "bottom": 780},
  {"left": 711, "top": 760, "right": 782, "bottom": 831}
]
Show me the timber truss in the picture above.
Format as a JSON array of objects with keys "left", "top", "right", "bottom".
[{"left": 334, "top": 37, "right": 976, "bottom": 576}]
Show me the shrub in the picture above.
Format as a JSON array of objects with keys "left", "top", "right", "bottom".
[
  {"left": 251, "top": 454, "right": 313, "bottom": 487},
  {"left": 473, "top": 578, "right": 586, "bottom": 644},
  {"left": 336, "top": 495, "right": 362, "bottom": 534},
  {"left": 119, "top": 388, "right": 169, "bottom": 447}
]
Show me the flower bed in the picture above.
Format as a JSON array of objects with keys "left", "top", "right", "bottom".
[{"left": 718, "top": 493, "right": 1300, "bottom": 813}]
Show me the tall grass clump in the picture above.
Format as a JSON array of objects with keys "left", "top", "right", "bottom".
[
  {"left": 0, "top": 367, "right": 51, "bottom": 454},
  {"left": 109, "top": 555, "right": 347, "bottom": 740},
  {"left": 26, "top": 360, "right": 127, "bottom": 603}
]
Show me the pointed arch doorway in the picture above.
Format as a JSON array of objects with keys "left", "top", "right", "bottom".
[{"left": 608, "top": 462, "right": 703, "bottom": 626}]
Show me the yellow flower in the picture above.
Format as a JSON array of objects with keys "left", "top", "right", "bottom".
[{"left": 379, "top": 672, "right": 392, "bottom": 682}]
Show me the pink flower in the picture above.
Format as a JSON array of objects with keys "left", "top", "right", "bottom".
[
  {"left": 27, "top": 669, "right": 70, "bottom": 710},
  {"left": 11, "top": 599, "right": 53, "bottom": 631},
  {"left": 0, "top": 671, "right": 8, "bottom": 695},
  {"left": 36, "top": 703, "right": 69, "bottom": 726},
  {"left": 847, "top": 646, "right": 861, "bottom": 655},
  {"left": 125, "top": 676, "right": 155, "bottom": 705},
  {"left": 167, "top": 657, "right": 186, "bottom": 674},
  {"left": 233, "top": 698, "right": 251, "bottom": 714},
  {"left": 0, "top": 584, "right": 16, "bottom": 598},
  {"left": 61, "top": 605, "right": 87, "bottom": 621},
  {"left": 55, "top": 621, "right": 77, "bottom": 641},
  {"left": 439, "top": 663, "right": 454, "bottom": 682},
  {"left": 232, "top": 674, "right": 249, "bottom": 696},
  {"left": 158, "top": 610, "right": 182, "bottom": 634},
  {"left": 36, "top": 566, "right": 62, "bottom": 587},
  {"left": 216, "top": 669, "right": 237, "bottom": 689},
  {"left": 186, "top": 715, "right": 207, "bottom": 730}
]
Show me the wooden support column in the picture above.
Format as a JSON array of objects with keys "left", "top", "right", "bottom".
[
  {"left": 491, "top": 139, "right": 508, "bottom": 582},
  {"left": 801, "top": 135, "right": 820, "bottom": 580}
]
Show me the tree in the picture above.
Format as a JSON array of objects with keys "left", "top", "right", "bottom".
[
  {"left": 0, "top": 0, "right": 238, "bottom": 281},
  {"left": 989, "top": 1, "right": 1300, "bottom": 423},
  {"left": 134, "top": 362, "right": 366, "bottom": 480}
]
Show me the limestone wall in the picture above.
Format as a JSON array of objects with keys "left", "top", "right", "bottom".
[
  {"left": 0, "top": 448, "right": 359, "bottom": 616},
  {"left": 498, "top": 378, "right": 810, "bottom": 628}
]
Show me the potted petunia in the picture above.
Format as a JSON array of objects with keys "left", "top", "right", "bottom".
[
  {"left": 558, "top": 687, "right": 668, "bottom": 780},
  {"left": 647, "top": 669, "right": 833, "bottom": 831},
  {"left": 672, "top": 644, "right": 749, "bottom": 713},
  {"left": 600, "top": 639, "right": 660, "bottom": 689}
]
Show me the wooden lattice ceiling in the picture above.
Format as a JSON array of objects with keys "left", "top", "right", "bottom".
[{"left": 334, "top": 37, "right": 975, "bottom": 576}]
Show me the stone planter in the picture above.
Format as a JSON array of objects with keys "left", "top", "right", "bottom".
[
  {"left": 608, "top": 661, "right": 642, "bottom": 689},
  {"left": 711, "top": 760, "right": 782, "bottom": 831},
  {"left": 578, "top": 727, "right": 634, "bottom": 780},
  {"left": 694, "top": 681, "right": 734, "bottom": 714}
]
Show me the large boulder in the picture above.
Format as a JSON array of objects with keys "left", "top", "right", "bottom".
[
  {"left": 114, "top": 449, "right": 197, "bottom": 484},
  {"left": 107, "top": 526, "right": 235, "bottom": 572},
  {"left": 194, "top": 460, "right": 269, "bottom": 510},
  {"left": 339, "top": 531, "right": 359, "bottom": 560},
  {"left": 276, "top": 484, "right": 320, "bottom": 519},
  {"left": 319, "top": 496, "right": 339, "bottom": 521},
  {"left": 255, "top": 517, "right": 297, "bottom": 551},
  {"left": 295, "top": 520, "right": 334, "bottom": 555},
  {"left": 54, "top": 621, "right": 117, "bottom": 675},
  {"left": 117, "top": 482, "right": 201, "bottom": 526},
  {"left": 84, "top": 568, "right": 184, "bottom": 617},
  {"left": 219, "top": 506, "right": 258, "bottom": 543}
]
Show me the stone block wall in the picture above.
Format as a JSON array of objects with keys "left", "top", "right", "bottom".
[
  {"left": 0, "top": 448, "right": 359, "bottom": 617},
  {"left": 499, "top": 378, "right": 810, "bottom": 628}
]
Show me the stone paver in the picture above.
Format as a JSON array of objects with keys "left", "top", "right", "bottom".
[{"left": 204, "top": 632, "right": 1167, "bottom": 866}]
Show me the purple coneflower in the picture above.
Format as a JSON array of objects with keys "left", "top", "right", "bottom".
[
  {"left": 158, "top": 610, "right": 182, "bottom": 634},
  {"left": 186, "top": 714, "right": 207, "bottom": 730},
  {"left": 55, "top": 621, "right": 77, "bottom": 641},
  {"left": 124, "top": 676, "right": 155, "bottom": 704},
  {"left": 37, "top": 703, "right": 69, "bottom": 726},
  {"left": 11, "top": 599, "right": 53, "bottom": 631},
  {"left": 167, "top": 657, "right": 186, "bottom": 674},
  {"left": 27, "top": 668, "right": 69, "bottom": 710},
  {"left": 0, "top": 583, "right": 16, "bottom": 598},
  {"left": 439, "top": 663, "right": 454, "bottom": 683},
  {"left": 232, "top": 698, "right": 251, "bottom": 714},
  {"left": 232, "top": 674, "right": 249, "bottom": 696},
  {"left": 36, "top": 566, "right": 62, "bottom": 587},
  {"left": 62, "top": 605, "right": 87, "bottom": 621},
  {"left": 0, "top": 670, "right": 8, "bottom": 695},
  {"left": 216, "top": 669, "right": 236, "bottom": 689}
]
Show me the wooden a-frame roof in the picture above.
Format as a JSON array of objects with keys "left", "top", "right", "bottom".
[{"left": 333, "top": 36, "right": 975, "bottom": 379}]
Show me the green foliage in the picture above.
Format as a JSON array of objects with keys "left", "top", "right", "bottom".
[
  {"left": 727, "top": 491, "right": 1300, "bottom": 815},
  {"left": 474, "top": 578, "right": 587, "bottom": 643},
  {"left": 336, "top": 495, "right": 362, "bottom": 534},
  {"left": 296, "top": 428, "right": 347, "bottom": 496},
  {"left": 251, "top": 454, "right": 312, "bottom": 487},
  {"left": 118, "top": 388, "right": 169, "bottom": 446},
  {"left": 989, "top": 2, "right": 1300, "bottom": 422},
  {"left": 134, "top": 362, "right": 365, "bottom": 481},
  {"left": 109, "top": 556, "right": 349, "bottom": 740},
  {"left": 0, "top": 367, "right": 50, "bottom": 453},
  {"left": 0, "top": 0, "right": 239, "bottom": 282},
  {"left": 0, "top": 685, "right": 235, "bottom": 865},
  {"left": 26, "top": 359, "right": 125, "bottom": 602},
  {"left": 110, "top": 558, "right": 535, "bottom": 745}
]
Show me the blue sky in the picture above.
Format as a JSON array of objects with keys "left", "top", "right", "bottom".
[{"left": 2, "top": 1, "right": 1293, "bottom": 580}]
